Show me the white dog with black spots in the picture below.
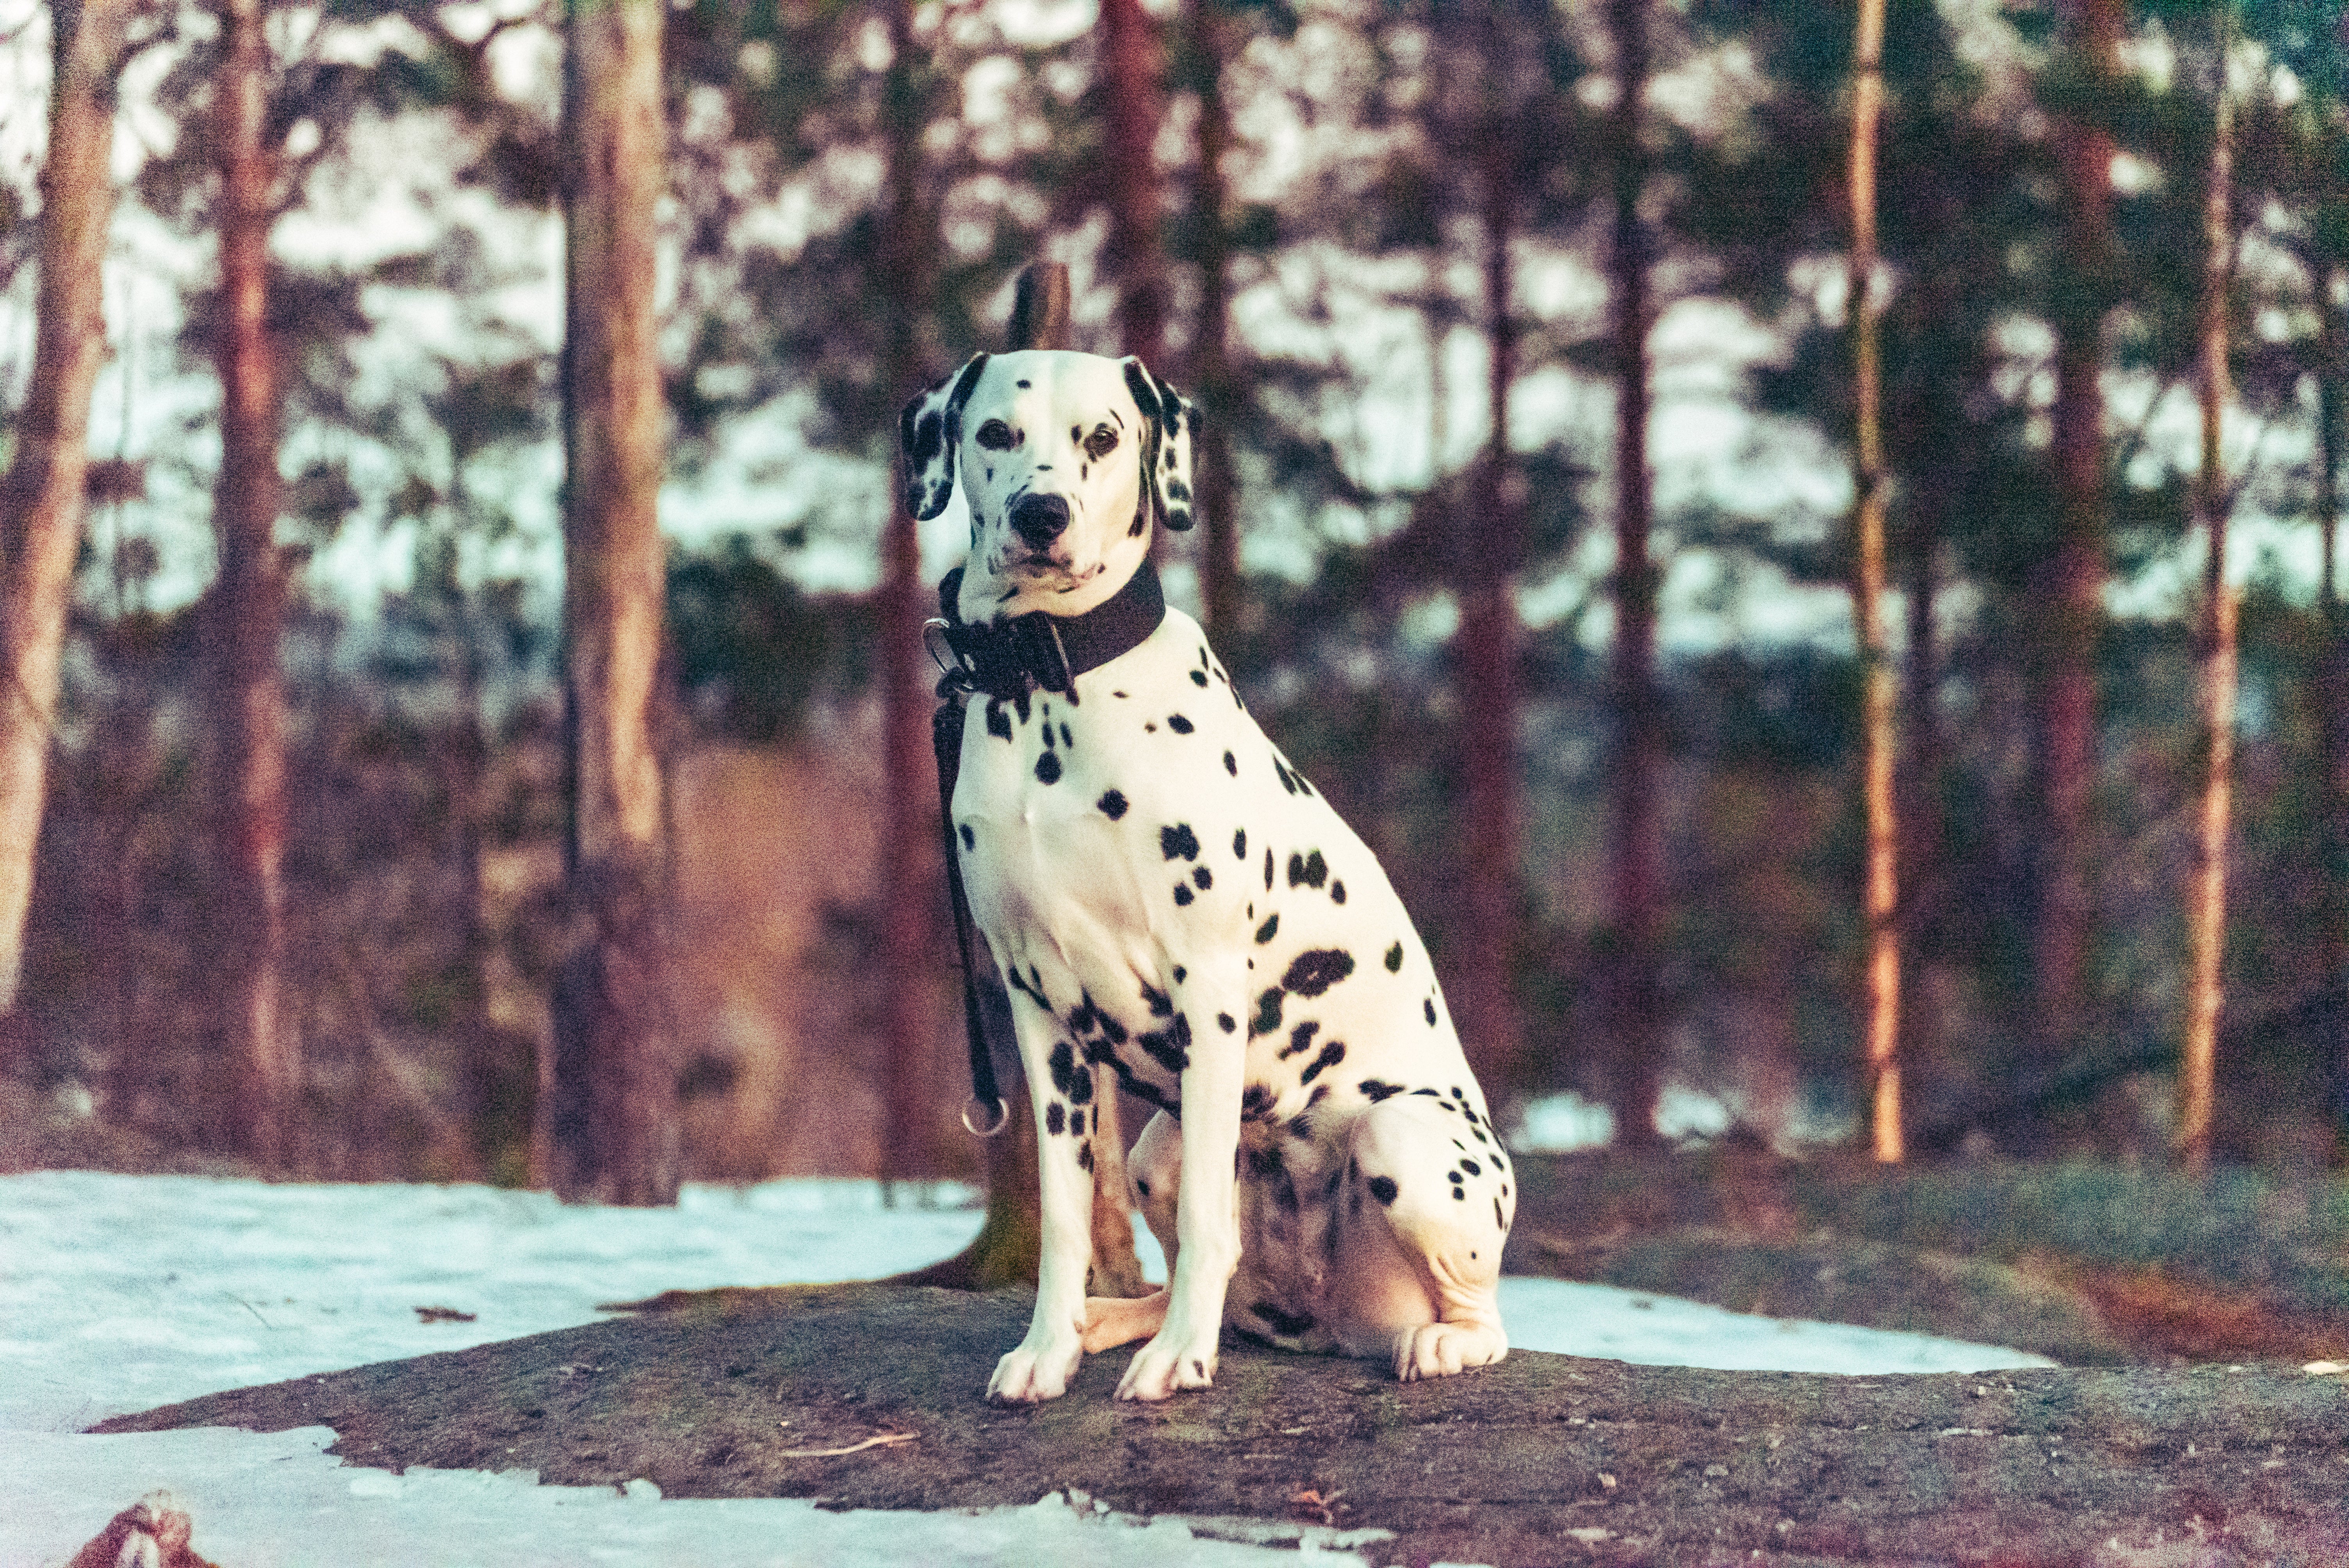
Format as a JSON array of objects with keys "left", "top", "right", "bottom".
[{"left": 902, "top": 348, "right": 1512, "bottom": 1404}]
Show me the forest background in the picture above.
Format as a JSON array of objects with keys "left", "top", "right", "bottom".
[{"left": 1, "top": 0, "right": 2345, "bottom": 1202}]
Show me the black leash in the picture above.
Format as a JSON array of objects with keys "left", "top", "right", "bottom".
[{"left": 927, "top": 561, "right": 1168, "bottom": 1135}]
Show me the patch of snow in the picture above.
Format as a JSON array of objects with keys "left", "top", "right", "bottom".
[{"left": 0, "top": 1171, "right": 2049, "bottom": 1567}]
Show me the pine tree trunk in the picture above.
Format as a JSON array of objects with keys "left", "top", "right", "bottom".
[
  {"left": 1848, "top": 0, "right": 1903, "bottom": 1162},
  {"left": 2037, "top": 0, "right": 2122, "bottom": 1068},
  {"left": 890, "top": 263, "right": 1146, "bottom": 1299},
  {"left": 1453, "top": 53, "right": 1523, "bottom": 1092},
  {"left": 2176, "top": 25, "right": 2235, "bottom": 1175},
  {"left": 2314, "top": 267, "right": 2348, "bottom": 1071},
  {"left": 1186, "top": 0, "right": 1242, "bottom": 638},
  {"left": 1605, "top": 0, "right": 1665, "bottom": 1149},
  {"left": 0, "top": 0, "right": 130, "bottom": 1037},
  {"left": 550, "top": 0, "right": 678, "bottom": 1206},
  {"left": 1101, "top": 0, "right": 1169, "bottom": 373},
  {"left": 210, "top": 0, "right": 298, "bottom": 1166}
]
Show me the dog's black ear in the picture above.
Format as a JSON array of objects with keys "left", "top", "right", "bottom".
[
  {"left": 899, "top": 353, "right": 991, "bottom": 520},
  {"left": 1119, "top": 357, "right": 1199, "bottom": 532}
]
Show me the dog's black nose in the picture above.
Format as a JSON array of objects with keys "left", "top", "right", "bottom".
[{"left": 1010, "top": 493, "right": 1071, "bottom": 551}]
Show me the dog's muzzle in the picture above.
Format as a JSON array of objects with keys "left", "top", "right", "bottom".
[{"left": 1010, "top": 493, "right": 1072, "bottom": 552}]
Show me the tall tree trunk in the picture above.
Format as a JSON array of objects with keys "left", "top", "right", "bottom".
[
  {"left": 0, "top": 0, "right": 130, "bottom": 1044},
  {"left": 2177, "top": 23, "right": 2236, "bottom": 1175},
  {"left": 2036, "top": 0, "right": 2123, "bottom": 1067},
  {"left": 2314, "top": 265, "right": 2348, "bottom": 1044},
  {"left": 210, "top": 0, "right": 298, "bottom": 1166},
  {"left": 1101, "top": 0, "right": 1170, "bottom": 372},
  {"left": 889, "top": 263, "right": 1146, "bottom": 1300},
  {"left": 1185, "top": 0, "right": 1242, "bottom": 636},
  {"left": 1605, "top": 0, "right": 1665, "bottom": 1149},
  {"left": 550, "top": 0, "right": 677, "bottom": 1206},
  {"left": 875, "top": 0, "right": 946, "bottom": 1196},
  {"left": 1848, "top": 0, "right": 1903, "bottom": 1162},
  {"left": 1452, "top": 37, "right": 1523, "bottom": 1091}
]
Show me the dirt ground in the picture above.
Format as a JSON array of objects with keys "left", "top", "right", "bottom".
[{"left": 100, "top": 1283, "right": 2349, "bottom": 1567}]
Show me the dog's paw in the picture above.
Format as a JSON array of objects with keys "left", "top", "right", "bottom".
[
  {"left": 1115, "top": 1328, "right": 1218, "bottom": 1401},
  {"left": 1392, "top": 1319, "right": 1507, "bottom": 1383},
  {"left": 988, "top": 1335, "right": 1084, "bottom": 1402}
]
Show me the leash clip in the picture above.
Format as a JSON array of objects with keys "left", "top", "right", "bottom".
[{"left": 961, "top": 1096, "right": 1009, "bottom": 1138}]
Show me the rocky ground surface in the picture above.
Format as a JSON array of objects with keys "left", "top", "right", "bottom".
[{"left": 100, "top": 1283, "right": 2349, "bottom": 1567}]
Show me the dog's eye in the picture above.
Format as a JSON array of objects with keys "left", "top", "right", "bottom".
[
  {"left": 1083, "top": 424, "right": 1119, "bottom": 461},
  {"left": 975, "top": 420, "right": 1017, "bottom": 451}
]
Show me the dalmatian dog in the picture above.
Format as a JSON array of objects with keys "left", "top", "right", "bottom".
[{"left": 903, "top": 348, "right": 1512, "bottom": 1404}]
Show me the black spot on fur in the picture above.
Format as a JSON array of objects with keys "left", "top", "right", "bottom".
[
  {"left": 1460, "top": 1159, "right": 1481, "bottom": 1176},
  {"left": 1060, "top": 723, "right": 1073, "bottom": 748},
  {"left": 1241, "top": 1083, "right": 1276, "bottom": 1121},
  {"left": 1412, "top": 1087, "right": 1440, "bottom": 1097},
  {"left": 1454, "top": 1187, "right": 1468, "bottom": 1201},
  {"left": 1286, "top": 850, "right": 1328, "bottom": 889},
  {"left": 1331, "top": 881, "right": 1346, "bottom": 904},
  {"left": 1160, "top": 823, "right": 1199, "bottom": 861},
  {"left": 1098, "top": 790, "right": 1128, "bottom": 820},
  {"left": 1078, "top": 1142, "right": 1094, "bottom": 1172},
  {"left": 1385, "top": 942, "right": 1404, "bottom": 973},
  {"left": 1224, "top": 750, "right": 1237, "bottom": 775},
  {"left": 1069, "top": 1067, "right": 1093, "bottom": 1105},
  {"left": 1035, "top": 752, "right": 1062, "bottom": 784},
  {"left": 1217, "top": 1012, "right": 1235, "bottom": 1033},
  {"left": 1281, "top": 1020, "right": 1319, "bottom": 1060},
  {"left": 1255, "top": 912, "right": 1279, "bottom": 944},
  {"left": 1233, "top": 828, "right": 1246, "bottom": 859},
  {"left": 959, "top": 823, "right": 975, "bottom": 850},
  {"left": 1263, "top": 848, "right": 1274, "bottom": 889},
  {"left": 1281, "top": 948, "right": 1356, "bottom": 998},
  {"left": 986, "top": 702, "right": 1013, "bottom": 741},
  {"left": 1248, "top": 987, "right": 1283, "bottom": 1038},
  {"left": 1252, "top": 1301, "right": 1316, "bottom": 1338},
  {"left": 1359, "top": 1079, "right": 1404, "bottom": 1102},
  {"left": 1192, "top": 866, "right": 1212, "bottom": 889},
  {"left": 1048, "top": 1041, "right": 1076, "bottom": 1096},
  {"left": 1173, "top": 884, "right": 1194, "bottom": 906},
  {"left": 1298, "top": 1039, "right": 1346, "bottom": 1086},
  {"left": 1173, "top": 966, "right": 1186, "bottom": 982},
  {"left": 1141, "top": 983, "right": 1172, "bottom": 1017},
  {"left": 1192, "top": 670, "right": 1209, "bottom": 687},
  {"left": 1425, "top": 998, "right": 1438, "bottom": 1026},
  {"left": 1046, "top": 1102, "right": 1066, "bottom": 1135},
  {"left": 1496, "top": 1196, "right": 1506, "bottom": 1228},
  {"left": 1167, "top": 714, "right": 1194, "bottom": 734},
  {"left": 1368, "top": 1176, "right": 1399, "bottom": 1206}
]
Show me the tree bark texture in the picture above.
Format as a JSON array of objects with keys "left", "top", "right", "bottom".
[
  {"left": 2176, "top": 30, "right": 2235, "bottom": 1175},
  {"left": 553, "top": 0, "right": 678, "bottom": 1206},
  {"left": 1606, "top": 0, "right": 1665, "bottom": 1149},
  {"left": 2035, "top": 0, "right": 2123, "bottom": 1065},
  {"left": 875, "top": 0, "right": 945, "bottom": 1190},
  {"left": 2315, "top": 266, "right": 2349, "bottom": 1048},
  {"left": 1100, "top": 0, "right": 1169, "bottom": 374},
  {"left": 1847, "top": 0, "right": 1903, "bottom": 1163},
  {"left": 1185, "top": 0, "right": 1242, "bottom": 637},
  {"left": 1452, "top": 53, "right": 1523, "bottom": 1092},
  {"left": 0, "top": 0, "right": 130, "bottom": 1024},
  {"left": 209, "top": 0, "right": 298, "bottom": 1167}
]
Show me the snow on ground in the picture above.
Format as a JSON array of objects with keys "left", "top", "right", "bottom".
[{"left": 0, "top": 1172, "right": 2053, "bottom": 1567}]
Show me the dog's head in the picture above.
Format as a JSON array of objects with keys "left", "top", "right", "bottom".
[{"left": 900, "top": 349, "right": 1196, "bottom": 623}]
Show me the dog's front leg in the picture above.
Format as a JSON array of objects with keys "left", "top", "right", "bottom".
[
  {"left": 986, "top": 986, "right": 1095, "bottom": 1403},
  {"left": 1116, "top": 964, "right": 1245, "bottom": 1401}
]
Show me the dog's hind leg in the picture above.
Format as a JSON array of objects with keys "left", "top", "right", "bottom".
[
  {"left": 1326, "top": 1095, "right": 1511, "bottom": 1382},
  {"left": 1082, "top": 1110, "right": 1180, "bottom": 1351}
]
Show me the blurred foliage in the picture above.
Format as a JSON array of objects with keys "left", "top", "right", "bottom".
[{"left": 6, "top": 0, "right": 2349, "bottom": 1181}]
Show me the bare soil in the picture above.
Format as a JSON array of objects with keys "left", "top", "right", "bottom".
[{"left": 98, "top": 1283, "right": 2349, "bottom": 1567}]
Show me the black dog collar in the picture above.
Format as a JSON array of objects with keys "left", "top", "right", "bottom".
[{"left": 929, "top": 560, "right": 1166, "bottom": 705}]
